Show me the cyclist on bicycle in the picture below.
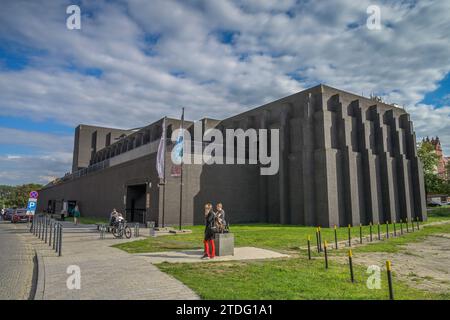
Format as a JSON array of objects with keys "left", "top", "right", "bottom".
[{"left": 109, "top": 209, "right": 124, "bottom": 227}]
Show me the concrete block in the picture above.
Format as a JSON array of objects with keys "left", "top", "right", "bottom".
[{"left": 214, "top": 233, "right": 234, "bottom": 256}]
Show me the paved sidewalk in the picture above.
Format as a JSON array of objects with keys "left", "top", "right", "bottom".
[
  {"left": 22, "top": 224, "right": 199, "bottom": 300},
  {"left": 136, "top": 247, "right": 289, "bottom": 264},
  {"left": 0, "top": 222, "right": 35, "bottom": 300}
]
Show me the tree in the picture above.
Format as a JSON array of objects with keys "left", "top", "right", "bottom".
[
  {"left": 446, "top": 161, "right": 450, "bottom": 180},
  {"left": 417, "top": 141, "right": 439, "bottom": 175},
  {"left": 0, "top": 184, "right": 43, "bottom": 208},
  {"left": 417, "top": 141, "right": 448, "bottom": 195}
]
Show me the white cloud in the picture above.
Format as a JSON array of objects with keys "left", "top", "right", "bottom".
[
  {"left": 0, "top": 0, "right": 450, "bottom": 183},
  {"left": 0, "top": 153, "right": 72, "bottom": 185}
]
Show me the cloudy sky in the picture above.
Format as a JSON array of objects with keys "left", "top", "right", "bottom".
[{"left": 0, "top": 0, "right": 449, "bottom": 185}]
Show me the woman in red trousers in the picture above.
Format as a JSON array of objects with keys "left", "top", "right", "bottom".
[{"left": 202, "top": 203, "right": 216, "bottom": 259}]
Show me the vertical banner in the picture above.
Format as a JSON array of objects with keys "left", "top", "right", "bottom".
[
  {"left": 170, "top": 112, "right": 185, "bottom": 177},
  {"left": 156, "top": 117, "right": 167, "bottom": 182}
]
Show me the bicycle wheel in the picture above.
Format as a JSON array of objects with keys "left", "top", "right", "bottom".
[
  {"left": 112, "top": 227, "right": 121, "bottom": 238},
  {"left": 124, "top": 226, "right": 132, "bottom": 239}
]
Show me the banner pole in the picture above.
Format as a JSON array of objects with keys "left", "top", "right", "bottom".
[{"left": 179, "top": 108, "right": 185, "bottom": 231}]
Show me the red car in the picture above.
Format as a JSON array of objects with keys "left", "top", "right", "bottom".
[{"left": 12, "top": 209, "right": 33, "bottom": 223}]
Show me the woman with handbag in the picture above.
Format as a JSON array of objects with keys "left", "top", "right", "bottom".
[{"left": 202, "top": 203, "right": 216, "bottom": 259}]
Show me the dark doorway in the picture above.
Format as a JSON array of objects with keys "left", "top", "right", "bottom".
[
  {"left": 67, "top": 201, "right": 77, "bottom": 217},
  {"left": 126, "top": 184, "right": 147, "bottom": 223}
]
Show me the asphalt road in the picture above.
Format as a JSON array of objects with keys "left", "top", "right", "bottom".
[{"left": 0, "top": 219, "right": 35, "bottom": 300}]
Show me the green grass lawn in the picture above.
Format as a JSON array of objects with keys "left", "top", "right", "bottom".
[
  {"left": 427, "top": 206, "right": 450, "bottom": 221},
  {"left": 113, "top": 223, "right": 391, "bottom": 253},
  {"left": 77, "top": 216, "right": 109, "bottom": 225},
  {"left": 158, "top": 257, "right": 448, "bottom": 300},
  {"left": 115, "top": 207, "right": 450, "bottom": 300},
  {"left": 114, "top": 217, "right": 446, "bottom": 254}
]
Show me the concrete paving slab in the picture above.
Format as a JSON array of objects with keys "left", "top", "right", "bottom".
[{"left": 135, "top": 247, "right": 289, "bottom": 264}]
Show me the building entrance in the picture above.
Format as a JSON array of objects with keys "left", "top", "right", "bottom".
[{"left": 126, "top": 184, "right": 147, "bottom": 224}]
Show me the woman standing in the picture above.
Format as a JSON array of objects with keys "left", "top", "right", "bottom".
[
  {"left": 73, "top": 205, "right": 81, "bottom": 225},
  {"left": 202, "top": 203, "right": 216, "bottom": 259}
]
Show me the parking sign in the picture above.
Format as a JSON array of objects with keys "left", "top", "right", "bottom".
[{"left": 26, "top": 198, "right": 38, "bottom": 216}]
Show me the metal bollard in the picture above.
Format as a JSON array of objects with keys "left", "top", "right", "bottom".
[
  {"left": 58, "top": 223, "right": 62, "bottom": 257},
  {"left": 315, "top": 228, "right": 320, "bottom": 253},
  {"left": 400, "top": 219, "right": 404, "bottom": 235},
  {"left": 348, "top": 249, "right": 354, "bottom": 283},
  {"left": 318, "top": 227, "right": 322, "bottom": 252},
  {"left": 55, "top": 223, "right": 60, "bottom": 254},
  {"left": 334, "top": 225, "right": 338, "bottom": 250},
  {"left": 307, "top": 235, "right": 311, "bottom": 260},
  {"left": 377, "top": 222, "right": 381, "bottom": 240},
  {"left": 359, "top": 224, "right": 362, "bottom": 244},
  {"left": 100, "top": 225, "right": 105, "bottom": 240},
  {"left": 45, "top": 217, "right": 48, "bottom": 244},
  {"left": 386, "top": 221, "right": 389, "bottom": 239},
  {"left": 393, "top": 220, "right": 397, "bottom": 237},
  {"left": 386, "top": 261, "right": 394, "bottom": 300},
  {"left": 48, "top": 221, "right": 53, "bottom": 247},
  {"left": 39, "top": 216, "right": 42, "bottom": 239},
  {"left": 348, "top": 224, "right": 351, "bottom": 247},
  {"left": 324, "top": 241, "right": 328, "bottom": 269},
  {"left": 53, "top": 223, "right": 56, "bottom": 250},
  {"left": 369, "top": 222, "right": 373, "bottom": 242},
  {"left": 416, "top": 217, "right": 420, "bottom": 230}
]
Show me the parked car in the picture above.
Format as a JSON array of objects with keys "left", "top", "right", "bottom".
[
  {"left": 427, "top": 201, "right": 442, "bottom": 207},
  {"left": 11, "top": 208, "right": 32, "bottom": 223},
  {"left": 3, "top": 208, "right": 15, "bottom": 221}
]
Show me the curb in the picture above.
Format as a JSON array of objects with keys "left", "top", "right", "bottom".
[{"left": 33, "top": 249, "right": 45, "bottom": 300}]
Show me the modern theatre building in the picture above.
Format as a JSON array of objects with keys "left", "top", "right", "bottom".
[{"left": 37, "top": 84, "right": 427, "bottom": 227}]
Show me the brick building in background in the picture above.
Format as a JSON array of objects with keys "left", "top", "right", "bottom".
[{"left": 425, "top": 136, "right": 449, "bottom": 180}]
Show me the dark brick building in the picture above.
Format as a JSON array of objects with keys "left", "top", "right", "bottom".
[{"left": 37, "top": 85, "right": 427, "bottom": 226}]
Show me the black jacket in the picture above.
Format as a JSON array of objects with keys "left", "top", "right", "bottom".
[{"left": 204, "top": 210, "right": 215, "bottom": 240}]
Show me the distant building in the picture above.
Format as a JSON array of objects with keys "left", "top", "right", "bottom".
[
  {"left": 424, "top": 136, "right": 449, "bottom": 180},
  {"left": 37, "top": 85, "right": 427, "bottom": 226}
]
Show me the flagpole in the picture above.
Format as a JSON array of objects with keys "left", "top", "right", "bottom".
[{"left": 179, "top": 108, "right": 185, "bottom": 230}]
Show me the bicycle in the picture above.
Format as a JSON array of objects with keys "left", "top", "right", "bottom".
[{"left": 111, "top": 220, "right": 132, "bottom": 239}]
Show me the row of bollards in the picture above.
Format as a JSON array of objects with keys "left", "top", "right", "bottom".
[
  {"left": 307, "top": 217, "right": 422, "bottom": 300},
  {"left": 30, "top": 215, "right": 63, "bottom": 256}
]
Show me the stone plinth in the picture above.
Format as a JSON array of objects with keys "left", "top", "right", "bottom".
[{"left": 214, "top": 233, "right": 234, "bottom": 256}]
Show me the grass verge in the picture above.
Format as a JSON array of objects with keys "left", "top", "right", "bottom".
[
  {"left": 114, "top": 207, "right": 450, "bottom": 254},
  {"left": 158, "top": 257, "right": 447, "bottom": 300},
  {"left": 77, "top": 217, "right": 109, "bottom": 225}
]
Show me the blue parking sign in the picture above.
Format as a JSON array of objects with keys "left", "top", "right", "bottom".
[{"left": 26, "top": 198, "right": 37, "bottom": 215}]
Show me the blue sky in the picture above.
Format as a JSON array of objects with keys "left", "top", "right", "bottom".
[
  {"left": 0, "top": 0, "right": 450, "bottom": 185},
  {"left": 421, "top": 74, "right": 450, "bottom": 107}
]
